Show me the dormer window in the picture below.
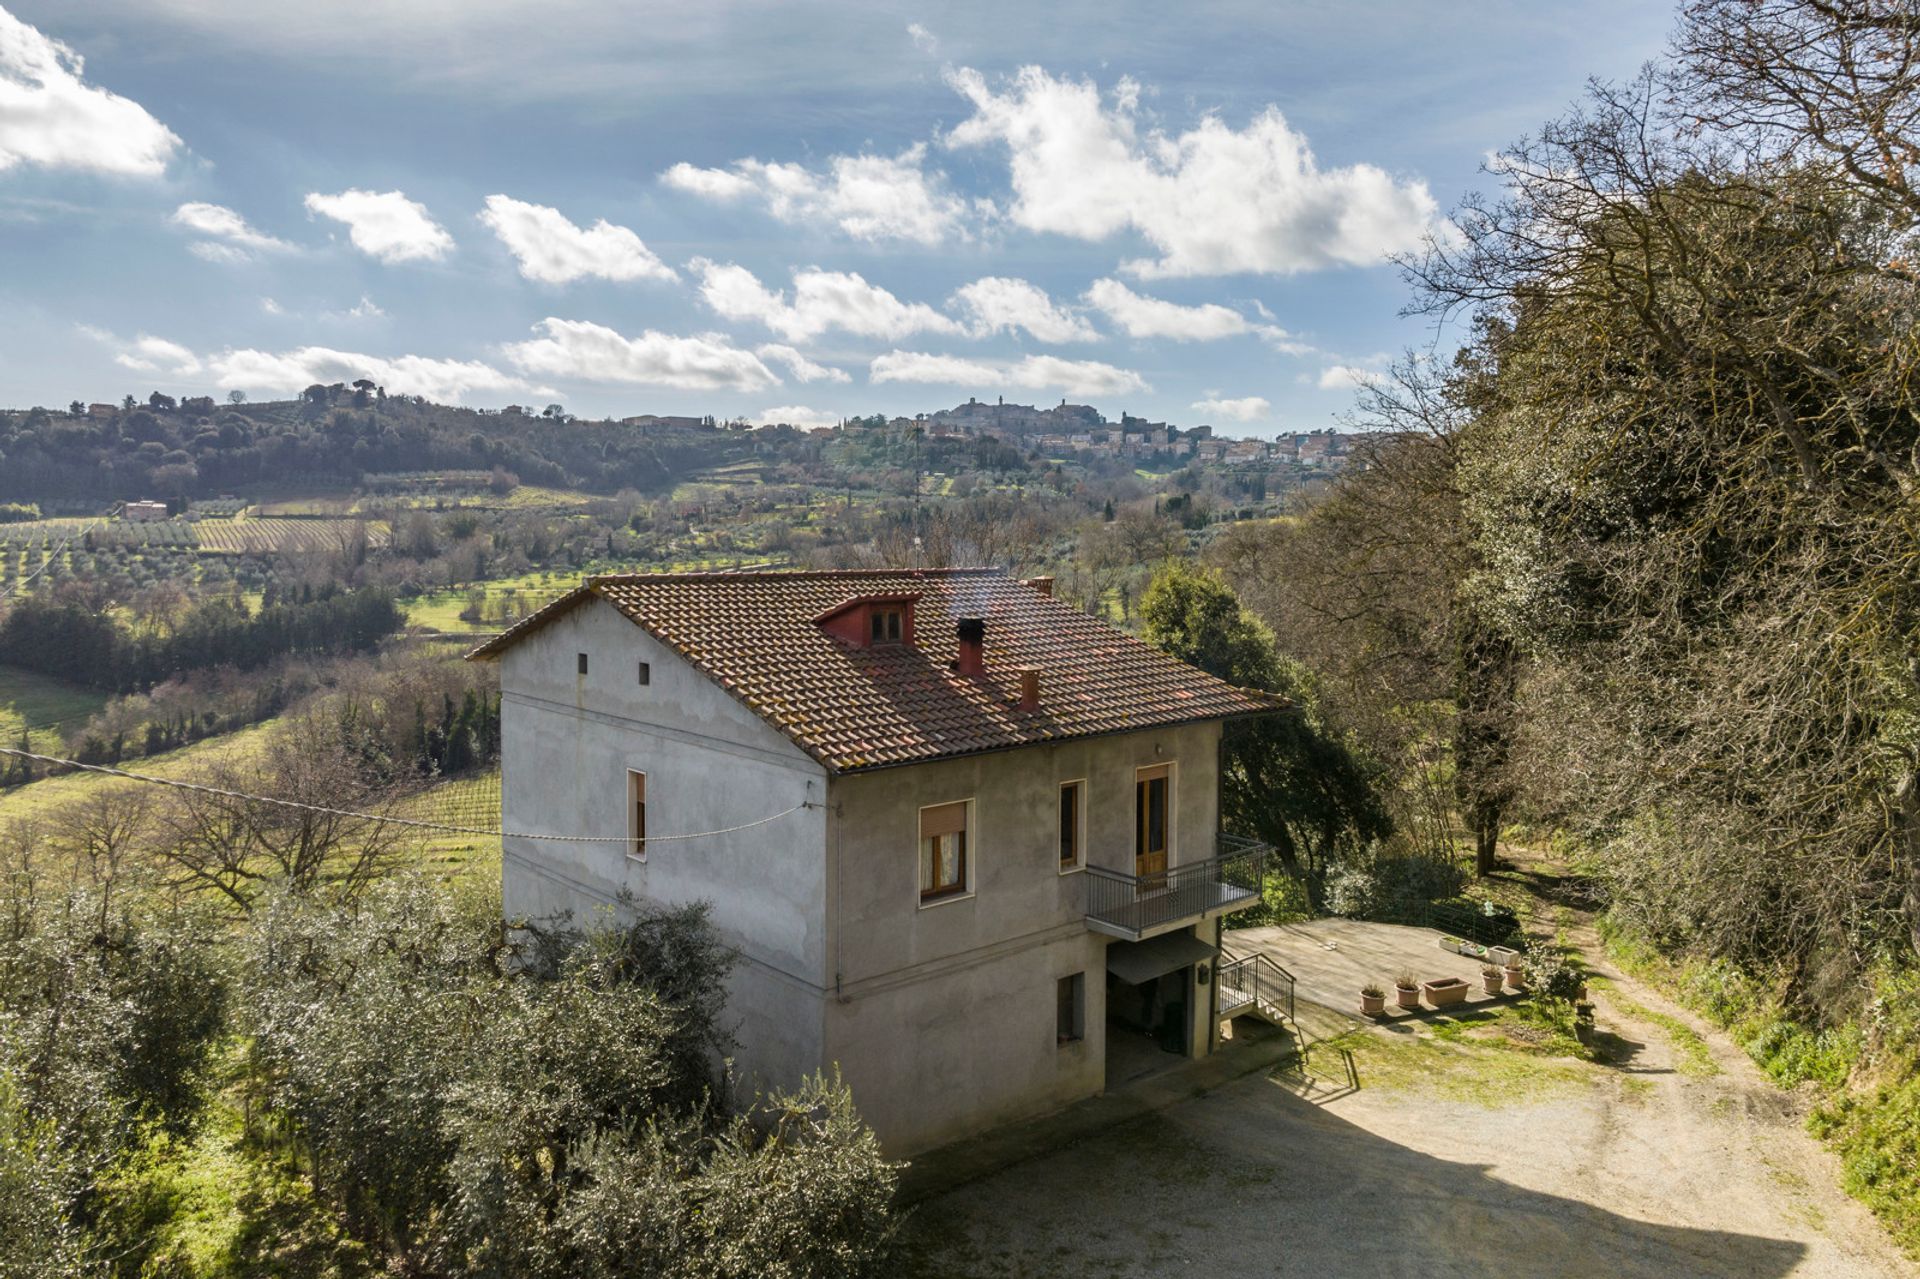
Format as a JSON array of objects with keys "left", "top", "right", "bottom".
[{"left": 814, "top": 592, "right": 920, "bottom": 649}]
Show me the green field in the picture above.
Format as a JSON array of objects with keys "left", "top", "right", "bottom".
[
  {"left": 0, "top": 665, "right": 109, "bottom": 756},
  {"left": 0, "top": 721, "right": 276, "bottom": 826},
  {"left": 402, "top": 768, "right": 502, "bottom": 873}
]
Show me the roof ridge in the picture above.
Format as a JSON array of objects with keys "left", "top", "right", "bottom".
[{"left": 587, "top": 566, "right": 1009, "bottom": 585}]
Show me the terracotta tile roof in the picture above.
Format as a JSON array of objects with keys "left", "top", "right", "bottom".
[{"left": 469, "top": 569, "right": 1282, "bottom": 773}]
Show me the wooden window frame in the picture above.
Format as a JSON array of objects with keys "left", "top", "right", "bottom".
[
  {"left": 1134, "top": 761, "right": 1176, "bottom": 882},
  {"left": 1057, "top": 779, "right": 1086, "bottom": 874},
  {"left": 627, "top": 769, "right": 647, "bottom": 862},
  {"left": 869, "top": 606, "right": 905, "bottom": 645},
  {"left": 917, "top": 798, "right": 972, "bottom": 906}
]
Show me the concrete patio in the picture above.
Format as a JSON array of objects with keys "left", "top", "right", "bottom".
[{"left": 1224, "top": 918, "right": 1515, "bottom": 1019}]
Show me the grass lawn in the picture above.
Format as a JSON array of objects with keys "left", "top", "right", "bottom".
[{"left": 0, "top": 664, "right": 110, "bottom": 754}]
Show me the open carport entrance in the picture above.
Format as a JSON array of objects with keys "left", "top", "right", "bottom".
[{"left": 1104, "top": 930, "right": 1215, "bottom": 1088}]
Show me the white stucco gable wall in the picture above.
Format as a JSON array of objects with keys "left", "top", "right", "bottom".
[{"left": 494, "top": 595, "right": 832, "bottom": 1099}]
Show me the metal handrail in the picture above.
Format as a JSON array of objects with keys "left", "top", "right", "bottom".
[
  {"left": 1216, "top": 951, "right": 1295, "bottom": 1024},
  {"left": 1083, "top": 835, "right": 1267, "bottom": 940}
]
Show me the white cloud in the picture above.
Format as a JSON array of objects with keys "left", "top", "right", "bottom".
[
  {"left": 187, "top": 241, "right": 252, "bottom": 264},
  {"left": 0, "top": 8, "right": 181, "bottom": 176},
  {"left": 759, "top": 404, "right": 841, "bottom": 428},
  {"left": 210, "top": 346, "right": 532, "bottom": 402},
  {"left": 944, "top": 65, "right": 1436, "bottom": 277},
  {"left": 304, "top": 188, "right": 453, "bottom": 263},
  {"left": 346, "top": 295, "right": 384, "bottom": 319},
  {"left": 950, "top": 276, "right": 1097, "bottom": 342},
  {"left": 1258, "top": 326, "right": 1313, "bottom": 357},
  {"left": 503, "top": 318, "right": 779, "bottom": 391},
  {"left": 259, "top": 297, "right": 283, "bottom": 315},
  {"left": 477, "top": 194, "right": 675, "bottom": 284},
  {"left": 1084, "top": 278, "right": 1250, "bottom": 341},
  {"left": 79, "top": 324, "right": 201, "bottom": 375},
  {"left": 171, "top": 201, "right": 293, "bottom": 260},
  {"left": 1317, "top": 363, "right": 1386, "bottom": 391},
  {"left": 1191, "top": 393, "right": 1270, "bottom": 421},
  {"left": 756, "top": 344, "right": 851, "bottom": 384},
  {"left": 907, "top": 22, "right": 938, "bottom": 53},
  {"left": 117, "top": 335, "right": 201, "bottom": 376},
  {"left": 663, "top": 144, "right": 969, "bottom": 245},
  {"left": 872, "top": 349, "right": 1147, "bottom": 396},
  {"left": 691, "top": 259, "right": 958, "bottom": 343}
]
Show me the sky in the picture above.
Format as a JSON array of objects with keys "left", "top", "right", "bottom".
[{"left": 0, "top": 1, "right": 1674, "bottom": 436}]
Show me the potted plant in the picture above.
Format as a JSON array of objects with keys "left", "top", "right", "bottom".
[
  {"left": 1489, "top": 945, "right": 1519, "bottom": 968},
  {"left": 1481, "top": 964, "right": 1504, "bottom": 996},
  {"left": 1438, "top": 936, "right": 1464, "bottom": 954},
  {"left": 1504, "top": 960, "right": 1526, "bottom": 992},
  {"left": 1394, "top": 972, "right": 1421, "bottom": 1010},
  {"left": 1423, "top": 976, "right": 1471, "bottom": 1008},
  {"left": 1360, "top": 983, "right": 1385, "bottom": 1017}
]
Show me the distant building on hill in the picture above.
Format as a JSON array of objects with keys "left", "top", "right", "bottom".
[{"left": 123, "top": 500, "right": 170, "bottom": 522}]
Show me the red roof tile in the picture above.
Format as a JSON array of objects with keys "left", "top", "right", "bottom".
[{"left": 469, "top": 568, "right": 1282, "bottom": 772}]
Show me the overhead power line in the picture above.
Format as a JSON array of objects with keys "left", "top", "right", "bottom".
[{"left": 0, "top": 747, "right": 815, "bottom": 845}]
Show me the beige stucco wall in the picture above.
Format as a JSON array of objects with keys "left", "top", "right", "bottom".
[
  {"left": 494, "top": 600, "right": 1232, "bottom": 1156},
  {"left": 822, "top": 719, "right": 1224, "bottom": 1154}
]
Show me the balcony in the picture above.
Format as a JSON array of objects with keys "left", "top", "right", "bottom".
[{"left": 1084, "top": 834, "right": 1267, "bottom": 941}]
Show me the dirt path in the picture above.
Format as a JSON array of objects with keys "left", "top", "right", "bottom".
[{"left": 900, "top": 861, "right": 1915, "bottom": 1278}]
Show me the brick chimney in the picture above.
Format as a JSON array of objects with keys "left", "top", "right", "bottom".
[
  {"left": 955, "top": 617, "right": 986, "bottom": 678},
  {"left": 1023, "top": 576, "right": 1055, "bottom": 598},
  {"left": 1017, "top": 667, "right": 1041, "bottom": 711}
]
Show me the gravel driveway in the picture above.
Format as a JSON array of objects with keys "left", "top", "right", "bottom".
[{"left": 900, "top": 931, "right": 1914, "bottom": 1278}]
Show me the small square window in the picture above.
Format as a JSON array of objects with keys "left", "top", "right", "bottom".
[
  {"left": 637, "top": 661, "right": 651, "bottom": 686},
  {"left": 869, "top": 607, "right": 904, "bottom": 644},
  {"left": 577, "top": 652, "right": 589, "bottom": 676},
  {"left": 1057, "top": 973, "right": 1085, "bottom": 1043}
]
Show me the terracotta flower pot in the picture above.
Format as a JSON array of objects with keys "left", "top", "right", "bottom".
[
  {"left": 1482, "top": 972, "right": 1504, "bottom": 996},
  {"left": 1360, "top": 991, "right": 1385, "bottom": 1016},
  {"left": 1504, "top": 965, "right": 1526, "bottom": 992},
  {"left": 1423, "top": 977, "right": 1470, "bottom": 1008},
  {"left": 1394, "top": 984, "right": 1421, "bottom": 1010}
]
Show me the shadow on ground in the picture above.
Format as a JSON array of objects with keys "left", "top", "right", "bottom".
[{"left": 899, "top": 1070, "right": 1806, "bottom": 1279}]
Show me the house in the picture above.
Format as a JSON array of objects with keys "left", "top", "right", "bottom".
[
  {"left": 468, "top": 569, "right": 1281, "bottom": 1155},
  {"left": 122, "top": 500, "right": 170, "bottom": 521}
]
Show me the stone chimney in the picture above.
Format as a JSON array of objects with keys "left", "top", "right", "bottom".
[
  {"left": 1017, "top": 667, "right": 1041, "bottom": 711},
  {"left": 955, "top": 617, "right": 986, "bottom": 678}
]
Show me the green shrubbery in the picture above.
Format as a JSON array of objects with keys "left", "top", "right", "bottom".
[{"left": 0, "top": 873, "right": 899, "bottom": 1278}]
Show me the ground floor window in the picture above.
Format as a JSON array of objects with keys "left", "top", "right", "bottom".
[{"left": 1057, "top": 972, "right": 1086, "bottom": 1043}]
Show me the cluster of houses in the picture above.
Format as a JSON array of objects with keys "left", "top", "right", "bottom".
[{"left": 792, "top": 398, "right": 1353, "bottom": 472}]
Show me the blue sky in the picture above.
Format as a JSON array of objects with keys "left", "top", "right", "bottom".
[{"left": 0, "top": 1, "right": 1673, "bottom": 435}]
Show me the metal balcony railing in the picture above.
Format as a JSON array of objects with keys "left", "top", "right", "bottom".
[
  {"left": 1216, "top": 950, "right": 1295, "bottom": 1024},
  {"left": 1084, "top": 834, "right": 1267, "bottom": 941}
]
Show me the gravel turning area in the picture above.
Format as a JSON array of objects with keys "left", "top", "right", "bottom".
[{"left": 901, "top": 920, "right": 1915, "bottom": 1278}]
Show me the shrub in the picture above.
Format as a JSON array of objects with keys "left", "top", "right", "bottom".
[{"left": 1521, "top": 949, "right": 1584, "bottom": 1005}]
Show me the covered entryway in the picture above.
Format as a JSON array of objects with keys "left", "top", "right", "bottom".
[{"left": 1104, "top": 930, "right": 1215, "bottom": 1088}]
